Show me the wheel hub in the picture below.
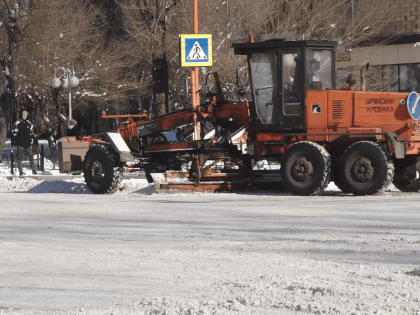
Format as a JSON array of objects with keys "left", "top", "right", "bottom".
[
  {"left": 351, "top": 157, "right": 373, "bottom": 183},
  {"left": 91, "top": 160, "right": 105, "bottom": 179},
  {"left": 291, "top": 157, "right": 313, "bottom": 182}
]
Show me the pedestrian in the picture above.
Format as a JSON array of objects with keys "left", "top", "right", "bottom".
[
  {"left": 66, "top": 119, "right": 80, "bottom": 137},
  {"left": 13, "top": 111, "right": 37, "bottom": 176}
]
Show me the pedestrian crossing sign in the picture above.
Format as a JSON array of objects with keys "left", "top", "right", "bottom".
[{"left": 180, "top": 34, "right": 213, "bottom": 67}]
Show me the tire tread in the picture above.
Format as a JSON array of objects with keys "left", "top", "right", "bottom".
[
  {"left": 281, "top": 141, "right": 331, "bottom": 196},
  {"left": 340, "top": 141, "right": 394, "bottom": 196},
  {"left": 83, "top": 144, "right": 123, "bottom": 194}
]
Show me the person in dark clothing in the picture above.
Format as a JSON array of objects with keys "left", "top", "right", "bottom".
[
  {"left": 66, "top": 119, "right": 81, "bottom": 137},
  {"left": 13, "top": 111, "right": 37, "bottom": 176}
]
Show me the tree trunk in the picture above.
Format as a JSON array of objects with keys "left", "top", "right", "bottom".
[
  {"left": 0, "top": 0, "right": 34, "bottom": 154},
  {"left": 0, "top": 113, "right": 8, "bottom": 155},
  {"left": 151, "top": 0, "right": 172, "bottom": 116}
]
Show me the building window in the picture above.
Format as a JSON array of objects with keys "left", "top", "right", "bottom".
[
  {"left": 382, "top": 65, "right": 399, "bottom": 92},
  {"left": 382, "top": 64, "right": 420, "bottom": 92}
]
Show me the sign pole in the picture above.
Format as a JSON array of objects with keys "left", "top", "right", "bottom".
[{"left": 192, "top": 0, "right": 200, "bottom": 140}]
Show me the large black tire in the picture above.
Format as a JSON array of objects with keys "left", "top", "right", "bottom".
[
  {"left": 393, "top": 158, "right": 420, "bottom": 192},
  {"left": 280, "top": 141, "right": 331, "bottom": 196},
  {"left": 339, "top": 141, "right": 394, "bottom": 196},
  {"left": 83, "top": 144, "right": 123, "bottom": 194}
]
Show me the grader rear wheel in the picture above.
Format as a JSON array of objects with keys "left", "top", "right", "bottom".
[
  {"left": 339, "top": 141, "right": 394, "bottom": 196},
  {"left": 393, "top": 159, "right": 420, "bottom": 192},
  {"left": 280, "top": 141, "right": 331, "bottom": 196},
  {"left": 83, "top": 144, "right": 123, "bottom": 194}
]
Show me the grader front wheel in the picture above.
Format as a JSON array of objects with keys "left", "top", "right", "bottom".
[{"left": 83, "top": 144, "right": 123, "bottom": 194}]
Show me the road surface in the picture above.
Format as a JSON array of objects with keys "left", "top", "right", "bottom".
[{"left": 0, "top": 180, "right": 419, "bottom": 314}]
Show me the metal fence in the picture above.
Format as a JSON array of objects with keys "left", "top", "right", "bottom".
[
  {"left": 6, "top": 145, "right": 49, "bottom": 175},
  {"left": 0, "top": 153, "right": 9, "bottom": 168}
]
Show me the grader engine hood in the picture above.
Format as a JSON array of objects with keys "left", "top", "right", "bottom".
[{"left": 305, "top": 90, "right": 413, "bottom": 141}]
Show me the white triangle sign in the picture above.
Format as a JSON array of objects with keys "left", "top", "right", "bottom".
[{"left": 187, "top": 41, "right": 208, "bottom": 60}]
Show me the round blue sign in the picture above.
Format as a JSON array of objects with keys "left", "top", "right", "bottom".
[{"left": 407, "top": 92, "right": 420, "bottom": 121}]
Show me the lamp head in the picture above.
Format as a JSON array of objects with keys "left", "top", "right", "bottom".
[
  {"left": 51, "top": 77, "right": 61, "bottom": 89},
  {"left": 69, "top": 76, "right": 79, "bottom": 88}
]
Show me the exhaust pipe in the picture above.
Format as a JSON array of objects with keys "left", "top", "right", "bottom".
[{"left": 360, "top": 63, "right": 369, "bottom": 91}]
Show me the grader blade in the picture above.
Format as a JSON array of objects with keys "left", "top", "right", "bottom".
[{"left": 150, "top": 170, "right": 285, "bottom": 193}]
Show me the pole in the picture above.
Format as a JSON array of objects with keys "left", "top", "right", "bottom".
[
  {"left": 10, "top": 151, "right": 14, "bottom": 175},
  {"left": 68, "top": 86, "right": 72, "bottom": 120},
  {"left": 192, "top": 0, "right": 201, "bottom": 140},
  {"left": 68, "top": 70, "right": 72, "bottom": 120},
  {"left": 40, "top": 145, "right": 44, "bottom": 172}
]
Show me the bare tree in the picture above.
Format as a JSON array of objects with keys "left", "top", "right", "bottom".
[
  {"left": 120, "top": 0, "right": 390, "bottom": 111},
  {"left": 0, "top": 0, "right": 36, "bottom": 155},
  {"left": 0, "top": 0, "right": 151, "bottom": 151}
]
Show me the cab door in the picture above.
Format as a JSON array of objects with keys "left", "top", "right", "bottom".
[
  {"left": 249, "top": 52, "right": 281, "bottom": 129},
  {"left": 281, "top": 50, "right": 305, "bottom": 130},
  {"left": 249, "top": 50, "right": 305, "bottom": 131}
]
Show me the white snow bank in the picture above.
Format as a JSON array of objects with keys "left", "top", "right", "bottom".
[
  {"left": 0, "top": 176, "right": 154, "bottom": 195},
  {"left": 0, "top": 176, "right": 40, "bottom": 192},
  {"left": 118, "top": 179, "right": 155, "bottom": 195}
]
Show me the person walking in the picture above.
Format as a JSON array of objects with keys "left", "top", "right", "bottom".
[
  {"left": 66, "top": 119, "right": 80, "bottom": 137},
  {"left": 13, "top": 111, "right": 37, "bottom": 176}
]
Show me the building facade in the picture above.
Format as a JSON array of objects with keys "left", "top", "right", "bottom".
[{"left": 338, "top": 0, "right": 420, "bottom": 92}]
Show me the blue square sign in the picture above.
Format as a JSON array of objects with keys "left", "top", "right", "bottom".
[{"left": 180, "top": 34, "right": 212, "bottom": 67}]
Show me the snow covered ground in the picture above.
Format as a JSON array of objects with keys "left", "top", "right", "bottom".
[{"left": 1, "top": 139, "right": 420, "bottom": 315}]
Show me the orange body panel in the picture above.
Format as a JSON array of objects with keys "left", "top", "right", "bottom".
[
  {"left": 252, "top": 90, "right": 418, "bottom": 158},
  {"left": 306, "top": 90, "right": 413, "bottom": 142}
]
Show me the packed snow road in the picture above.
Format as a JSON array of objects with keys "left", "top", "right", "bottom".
[{"left": 0, "top": 178, "right": 420, "bottom": 315}]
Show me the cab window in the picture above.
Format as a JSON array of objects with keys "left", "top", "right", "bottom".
[
  {"left": 306, "top": 49, "right": 333, "bottom": 91},
  {"left": 250, "top": 53, "right": 277, "bottom": 124},
  {"left": 283, "top": 50, "right": 303, "bottom": 116}
]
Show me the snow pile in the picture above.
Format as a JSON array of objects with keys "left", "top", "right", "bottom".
[
  {"left": 36, "top": 265, "right": 420, "bottom": 315},
  {"left": 42, "top": 158, "right": 57, "bottom": 170},
  {"left": 0, "top": 176, "right": 154, "bottom": 195},
  {"left": 116, "top": 178, "right": 155, "bottom": 195},
  {"left": 0, "top": 176, "right": 40, "bottom": 192},
  {"left": 214, "top": 270, "right": 420, "bottom": 315},
  {"left": 41, "top": 262, "right": 419, "bottom": 315}
]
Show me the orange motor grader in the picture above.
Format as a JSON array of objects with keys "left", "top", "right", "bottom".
[{"left": 59, "top": 39, "right": 420, "bottom": 196}]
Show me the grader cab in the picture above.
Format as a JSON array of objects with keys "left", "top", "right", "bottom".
[
  {"left": 234, "top": 39, "right": 336, "bottom": 132},
  {"left": 59, "top": 39, "right": 420, "bottom": 196}
]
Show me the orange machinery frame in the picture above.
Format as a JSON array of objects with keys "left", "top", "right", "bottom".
[{"left": 253, "top": 90, "right": 420, "bottom": 158}]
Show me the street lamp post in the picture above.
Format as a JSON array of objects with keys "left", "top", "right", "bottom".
[{"left": 51, "top": 67, "right": 79, "bottom": 120}]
